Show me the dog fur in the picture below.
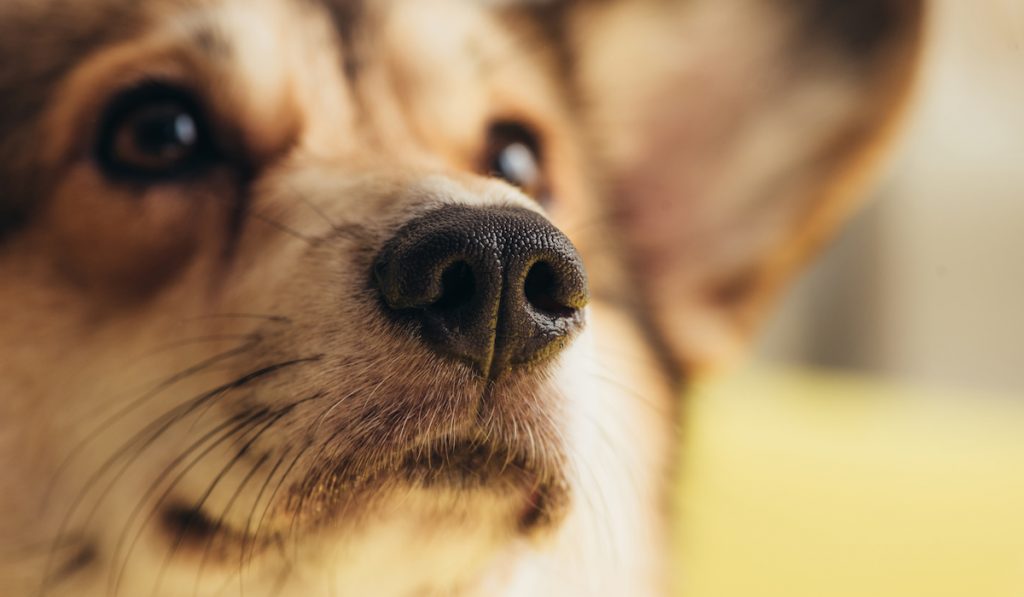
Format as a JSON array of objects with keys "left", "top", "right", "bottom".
[{"left": 0, "top": 0, "right": 924, "bottom": 595}]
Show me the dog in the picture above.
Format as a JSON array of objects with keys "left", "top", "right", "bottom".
[{"left": 0, "top": 0, "right": 924, "bottom": 595}]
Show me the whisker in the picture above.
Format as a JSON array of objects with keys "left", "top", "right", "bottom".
[
  {"left": 581, "top": 361, "right": 675, "bottom": 419},
  {"left": 251, "top": 212, "right": 320, "bottom": 247},
  {"left": 185, "top": 313, "right": 293, "bottom": 325},
  {"left": 233, "top": 385, "right": 325, "bottom": 577},
  {"left": 190, "top": 450, "right": 271, "bottom": 597},
  {"left": 311, "top": 361, "right": 400, "bottom": 437},
  {"left": 287, "top": 182, "right": 340, "bottom": 232},
  {"left": 105, "top": 360, "right": 322, "bottom": 596},
  {"left": 238, "top": 447, "right": 291, "bottom": 596},
  {"left": 290, "top": 365, "right": 407, "bottom": 541},
  {"left": 141, "top": 334, "right": 261, "bottom": 357},
  {"left": 44, "top": 339, "right": 259, "bottom": 509},
  {"left": 107, "top": 410, "right": 263, "bottom": 597},
  {"left": 564, "top": 442, "right": 621, "bottom": 576},
  {"left": 39, "top": 344, "right": 266, "bottom": 595},
  {"left": 48, "top": 354, "right": 319, "bottom": 588},
  {"left": 0, "top": 533, "right": 87, "bottom": 565},
  {"left": 245, "top": 439, "right": 314, "bottom": 568},
  {"left": 185, "top": 356, "right": 324, "bottom": 434},
  {"left": 127, "top": 407, "right": 286, "bottom": 597},
  {"left": 268, "top": 555, "right": 295, "bottom": 597}
]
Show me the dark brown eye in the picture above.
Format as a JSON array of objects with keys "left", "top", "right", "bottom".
[
  {"left": 483, "top": 122, "right": 548, "bottom": 204},
  {"left": 96, "top": 83, "right": 216, "bottom": 182}
]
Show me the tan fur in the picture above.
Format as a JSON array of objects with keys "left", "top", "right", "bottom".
[{"left": 0, "top": 1, "right": 923, "bottom": 595}]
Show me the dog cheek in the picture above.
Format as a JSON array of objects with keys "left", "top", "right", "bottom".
[{"left": 41, "top": 166, "right": 205, "bottom": 297}]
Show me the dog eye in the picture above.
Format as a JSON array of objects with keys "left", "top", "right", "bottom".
[
  {"left": 96, "top": 84, "right": 215, "bottom": 182},
  {"left": 484, "top": 122, "right": 548, "bottom": 203}
]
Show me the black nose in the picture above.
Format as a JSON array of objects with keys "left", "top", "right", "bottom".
[{"left": 373, "top": 205, "right": 588, "bottom": 378}]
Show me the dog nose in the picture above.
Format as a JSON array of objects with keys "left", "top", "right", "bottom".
[{"left": 373, "top": 205, "right": 588, "bottom": 377}]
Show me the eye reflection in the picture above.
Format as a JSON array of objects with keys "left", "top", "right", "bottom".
[
  {"left": 96, "top": 82, "right": 216, "bottom": 183},
  {"left": 484, "top": 121, "right": 549, "bottom": 205}
]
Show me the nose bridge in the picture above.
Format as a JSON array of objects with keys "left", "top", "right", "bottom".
[{"left": 374, "top": 205, "right": 588, "bottom": 378}]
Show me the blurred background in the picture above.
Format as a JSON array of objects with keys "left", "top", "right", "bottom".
[
  {"left": 676, "top": 1, "right": 1024, "bottom": 595},
  {"left": 759, "top": 0, "right": 1024, "bottom": 396}
]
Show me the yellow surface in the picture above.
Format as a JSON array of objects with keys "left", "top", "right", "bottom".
[{"left": 674, "top": 367, "right": 1024, "bottom": 597}]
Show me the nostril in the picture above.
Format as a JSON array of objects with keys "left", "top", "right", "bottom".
[
  {"left": 374, "top": 206, "right": 587, "bottom": 376},
  {"left": 524, "top": 261, "right": 576, "bottom": 319},
  {"left": 432, "top": 261, "right": 476, "bottom": 311}
]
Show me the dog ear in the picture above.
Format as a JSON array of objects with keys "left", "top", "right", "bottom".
[{"left": 564, "top": 0, "right": 925, "bottom": 370}]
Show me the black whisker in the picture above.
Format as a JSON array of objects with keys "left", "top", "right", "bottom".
[
  {"left": 251, "top": 211, "right": 320, "bottom": 247},
  {"left": 48, "top": 354, "right": 319, "bottom": 592},
  {"left": 238, "top": 447, "right": 291, "bottom": 596},
  {"left": 107, "top": 410, "right": 262, "bottom": 597},
  {"left": 287, "top": 182, "right": 340, "bottom": 232},
  {"left": 246, "top": 439, "right": 314, "bottom": 568},
  {"left": 141, "top": 333, "right": 261, "bottom": 357},
  {"left": 185, "top": 313, "right": 293, "bottom": 325},
  {"left": 0, "top": 534, "right": 84, "bottom": 563},
  {"left": 44, "top": 340, "right": 259, "bottom": 509},
  {"left": 40, "top": 341, "right": 263, "bottom": 595},
  {"left": 191, "top": 450, "right": 271, "bottom": 597},
  {"left": 185, "top": 356, "right": 323, "bottom": 433},
  {"left": 104, "top": 359, "right": 321, "bottom": 596}
]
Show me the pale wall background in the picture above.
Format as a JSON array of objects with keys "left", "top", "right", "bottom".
[
  {"left": 757, "top": 0, "right": 1024, "bottom": 396},
  {"left": 678, "top": 4, "right": 1024, "bottom": 596}
]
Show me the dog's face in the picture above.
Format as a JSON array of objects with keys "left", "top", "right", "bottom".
[{"left": 0, "top": 1, "right": 923, "bottom": 595}]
